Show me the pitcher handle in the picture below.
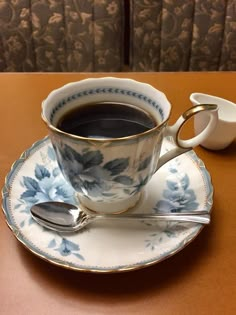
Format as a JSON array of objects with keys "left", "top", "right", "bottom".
[{"left": 156, "top": 104, "right": 218, "bottom": 170}]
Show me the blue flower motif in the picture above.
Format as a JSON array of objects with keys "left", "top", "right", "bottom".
[
  {"left": 48, "top": 238, "right": 84, "bottom": 260},
  {"left": 53, "top": 143, "right": 153, "bottom": 200},
  {"left": 71, "top": 165, "right": 112, "bottom": 197},
  {"left": 18, "top": 163, "right": 75, "bottom": 217},
  {"left": 56, "top": 144, "right": 131, "bottom": 198},
  {"left": 131, "top": 175, "right": 149, "bottom": 195},
  {"left": 22, "top": 166, "right": 73, "bottom": 200},
  {"left": 144, "top": 223, "right": 189, "bottom": 251},
  {"left": 154, "top": 173, "right": 199, "bottom": 213}
]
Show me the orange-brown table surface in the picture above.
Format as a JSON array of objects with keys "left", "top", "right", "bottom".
[{"left": 0, "top": 72, "right": 236, "bottom": 315}]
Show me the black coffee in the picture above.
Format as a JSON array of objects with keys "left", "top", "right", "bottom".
[{"left": 57, "top": 102, "right": 156, "bottom": 138}]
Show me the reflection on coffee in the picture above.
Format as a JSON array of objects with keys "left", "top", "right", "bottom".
[{"left": 57, "top": 102, "right": 157, "bottom": 138}]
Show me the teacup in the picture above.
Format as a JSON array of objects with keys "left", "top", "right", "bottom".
[
  {"left": 190, "top": 92, "right": 236, "bottom": 150},
  {"left": 42, "top": 77, "right": 218, "bottom": 214}
]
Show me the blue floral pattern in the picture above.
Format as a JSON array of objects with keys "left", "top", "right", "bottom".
[
  {"left": 55, "top": 143, "right": 152, "bottom": 201},
  {"left": 154, "top": 159, "right": 199, "bottom": 213},
  {"left": 12, "top": 144, "right": 84, "bottom": 261},
  {"left": 144, "top": 158, "right": 200, "bottom": 252},
  {"left": 48, "top": 238, "right": 84, "bottom": 261},
  {"left": 144, "top": 223, "right": 194, "bottom": 251},
  {"left": 16, "top": 147, "right": 75, "bottom": 227},
  {"left": 2, "top": 137, "right": 213, "bottom": 272}
]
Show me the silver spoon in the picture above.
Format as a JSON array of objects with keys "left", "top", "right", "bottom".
[{"left": 30, "top": 201, "right": 210, "bottom": 233}]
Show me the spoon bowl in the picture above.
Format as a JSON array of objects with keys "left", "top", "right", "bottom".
[{"left": 30, "top": 201, "right": 211, "bottom": 233}]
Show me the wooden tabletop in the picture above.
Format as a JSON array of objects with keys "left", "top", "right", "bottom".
[{"left": 0, "top": 72, "right": 236, "bottom": 315}]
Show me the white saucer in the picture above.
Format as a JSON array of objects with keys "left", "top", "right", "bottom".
[{"left": 2, "top": 137, "right": 213, "bottom": 273}]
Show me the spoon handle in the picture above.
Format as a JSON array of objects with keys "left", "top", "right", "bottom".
[{"left": 94, "top": 213, "right": 210, "bottom": 225}]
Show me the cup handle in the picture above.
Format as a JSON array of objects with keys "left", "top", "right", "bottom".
[{"left": 156, "top": 104, "right": 218, "bottom": 170}]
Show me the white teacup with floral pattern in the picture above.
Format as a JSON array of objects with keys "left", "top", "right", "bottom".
[{"left": 42, "top": 77, "right": 218, "bottom": 214}]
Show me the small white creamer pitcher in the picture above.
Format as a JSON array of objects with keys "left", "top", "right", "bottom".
[{"left": 190, "top": 92, "right": 236, "bottom": 150}]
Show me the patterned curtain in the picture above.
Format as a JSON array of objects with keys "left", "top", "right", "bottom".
[
  {"left": 0, "top": 0, "right": 124, "bottom": 72},
  {"left": 130, "top": 0, "right": 236, "bottom": 71}
]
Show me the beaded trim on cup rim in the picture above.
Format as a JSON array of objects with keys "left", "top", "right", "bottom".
[{"left": 42, "top": 85, "right": 171, "bottom": 142}]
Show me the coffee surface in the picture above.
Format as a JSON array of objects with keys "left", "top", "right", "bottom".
[{"left": 57, "top": 102, "right": 156, "bottom": 138}]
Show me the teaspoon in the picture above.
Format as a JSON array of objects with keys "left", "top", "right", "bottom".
[{"left": 30, "top": 201, "right": 210, "bottom": 233}]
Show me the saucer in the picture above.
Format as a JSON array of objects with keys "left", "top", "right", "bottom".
[{"left": 2, "top": 137, "right": 213, "bottom": 273}]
